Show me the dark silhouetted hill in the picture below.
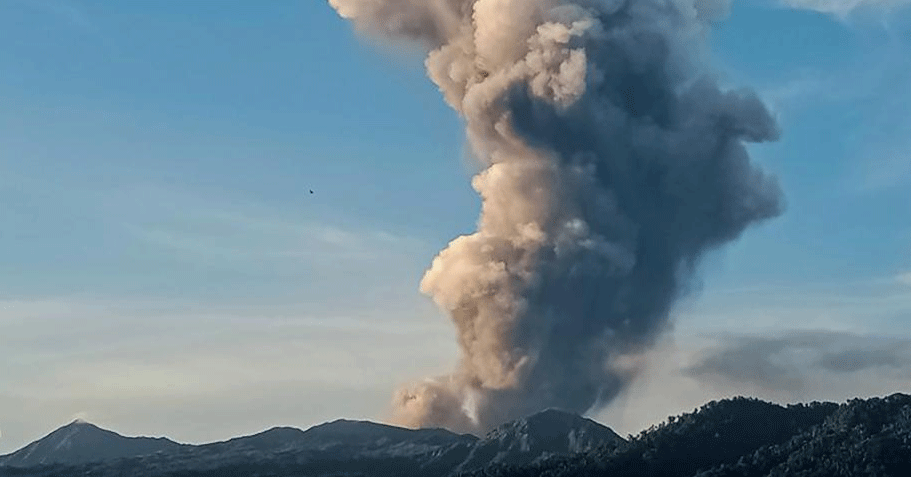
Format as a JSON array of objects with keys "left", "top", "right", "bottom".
[
  {"left": 2, "top": 394, "right": 908, "bottom": 477},
  {"left": 461, "top": 394, "right": 910, "bottom": 477},
  {"left": 0, "top": 420, "right": 182, "bottom": 468},
  {"left": 454, "top": 408, "right": 623, "bottom": 474}
]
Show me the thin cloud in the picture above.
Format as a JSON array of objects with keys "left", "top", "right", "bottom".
[
  {"left": 118, "top": 187, "right": 425, "bottom": 266},
  {"left": 676, "top": 275, "right": 911, "bottom": 335},
  {"left": 10, "top": 0, "right": 95, "bottom": 31},
  {"left": 0, "top": 295, "right": 454, "bottom": 453},
  {"left": 598, "top": 277, "right": 911, "bottom": 436},
  {"left": 683, "top": 330, "right": 911, "bottom": 391},
  {"left": 683, "top": 335, "right": 812, "bottom": 391},
  {"left": 748, "top": 33, "right": 911, "bottom": 194},
  {"left": 130, "top": 219, "right": 414, "bottom": 265},
  {"left": 597, "top": 330, "right": 911, "bottom": 438},
  {"left": 818, "top": 346, "right": 908, "bottom": 372},
  {"left": 781, "top": 0, "right": 911, "bottom": 17}
]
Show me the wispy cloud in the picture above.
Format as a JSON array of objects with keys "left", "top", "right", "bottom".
[
  {"left": 113, "top": 185, "right": 426, "bottom": 268},
  {"left": 0, "top": 180, "right": 447, "bottom": 453},
  {"left": 589, "top": 272, "right": 911, "bottom": 436},
  {"left": 0, "top": 295, "right": 455, "bottom": 451},
  {"left": 753, "top": 47, "right": 911, "bottom": 194},
  {"left": 683, "top": 330, "right": 911, "bottom": 392},
  {"left": 781, "top": 0, "right": 911, "bottom": 17},
  {"left": 898, "top": 272, "right": 911, "bottom": 287},
  {"left": 675, "top": 275, "right": 911, "bottom": 336},
  {"left": 597, "top": 328, "right": 911, "bottom": 436},
  {"left": 9, "top": 0, "right": 95, "bottom": 31}
]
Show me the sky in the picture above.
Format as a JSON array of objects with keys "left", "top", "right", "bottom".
[{"left": 0, "top": 0, "right": 909, "bottom": 453}]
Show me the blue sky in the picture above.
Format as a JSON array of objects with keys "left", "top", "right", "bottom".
[{"left": 1, "top": 0, "right": 910, "bottom": 452}]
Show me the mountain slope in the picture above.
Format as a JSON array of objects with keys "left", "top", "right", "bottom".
[
  {"left": 455, "top": 408, "right": 624, "bottom": 473},
  {"left": 299, "top": 418, "right": 477, "bottom": 455},
  {"left": 5, "top": 395, "right": 907, "bottom": 477},
  {"left": 697, "top": 393, "right": 911, "bottom": 477},
  {"left": 146, "top": 419, "right": 478, "bottom": 472},
  {"left": 0, "top": 420, "right": 183, "bottom": 468},
  {"left": 0, "top": 412, "right": 619, "bottom": 477},
  {"left": 465, "top": 395, "right": 911, "bottom": 477}
]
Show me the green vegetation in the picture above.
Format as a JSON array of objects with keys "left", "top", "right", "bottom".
[{"left": 462, "top": 395, "right": 909, "bottom": 477}]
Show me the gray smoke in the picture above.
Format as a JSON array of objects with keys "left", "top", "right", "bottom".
[
  {"left": 330, "top": 0, "right": 783, "bottom": 433},
  {"left": 684, "top": 331, "right": 911, "bottom": 391}
]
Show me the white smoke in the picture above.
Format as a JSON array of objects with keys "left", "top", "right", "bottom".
[{"left": 330, "top": 0, "right": 783, "bottom": 433}]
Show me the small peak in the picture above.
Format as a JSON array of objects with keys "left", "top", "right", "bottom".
[
  {"left": 519, "top": 408, "right": 587, "bottom": 427},
  {"left": 326, "top": 418, "right": 357, "bottom": 425},
  {"left": 255, "top": 426, "right": 305, "bottom": 438},
  {"left": 484, "top": 407, "right": 621, "bottom": 444},
  {"left": 264, "top": 425, "right": 301, "bottom": 432},
  {"left": 60, "top": 419, "right": 105, "bottom": 433},
  {"left": 527, "top": 408, "right": 578, "bottom": 419}
]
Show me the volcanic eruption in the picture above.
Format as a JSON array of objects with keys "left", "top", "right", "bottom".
[{"left": 330, "top": 0, "right": 783, "bottom": 434}]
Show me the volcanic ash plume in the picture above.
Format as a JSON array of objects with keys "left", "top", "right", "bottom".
[{"left": 330, "top": 0, "right": 783, "bottom": 433}]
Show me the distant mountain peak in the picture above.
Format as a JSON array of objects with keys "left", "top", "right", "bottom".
[
  {"left": 521, "top": 408, "right": 596, "bottom": 427},
  {"left": 453, "top": 409, "right": 624, "bottom": 473},
  {"left": 301, "top": 417, "right": 476, "bottom": 449},
  {"left": 63, "top": 418, "right": 99, "bottom": 430},
  {"left": 3, "top": 395, "right": 908, "bottom": 477},
  {"left": 486, "top": 408, "right": 620, "bottom": 443},
  {"left": 528, "top": 407, "right": 575, "bottom": 418},
  {"left": 0, "top": 421, "right": 182, "bottom": 468}
]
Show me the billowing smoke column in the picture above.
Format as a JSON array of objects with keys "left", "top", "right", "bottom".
[{"left": 330, "top": 0, "right": 783, "bottom": 433}]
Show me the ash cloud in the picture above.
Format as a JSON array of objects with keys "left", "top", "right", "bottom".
[
  {"left": 683, "top": 335, "right": 811, "bottom": 392},
  {"left": 331, "top": 0, "right": 782, "bottom": 433},
  {"left": 685, "top": 331, "right": 911, "bottom": 391},
  {"left": 819, "top": 347, "right": 908, "bottom": 373}
]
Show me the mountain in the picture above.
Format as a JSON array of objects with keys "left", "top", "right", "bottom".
[
  {"left": 463, "top": 394, "right": 911, "bottom": 477},
  {"left": 0, "top": 420, "right": 183, "bottom": 468},
  {"left": 0, "top": 411, "right": 617, "bottom": 477},
  {"left": 134, "top": 419, "right": 479, "bottom": 475},
  {"left": 3, "top": 395, "right": 909, "bottom": 477},
  {"left": 298, "top": 418, "right": 477, "bottom": 455},
  {"left": 698, "top": 393, "right": 911, "bottom": 477},
  {"left": 454, "top": 408, "right": 624, "bottom": 473}
]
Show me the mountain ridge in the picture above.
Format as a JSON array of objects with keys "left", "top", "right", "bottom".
[
  {"left": 454, "top": 408, "right": 624, "bottom": 474},
  {"left": 0, "top": 408, "right": 611, "bottom": 475},
  {"left": 2, "top": 394, "right": 909, "bottom": 477},
  {"left": 0, "top": 419, "right": 184, "bottom": 468}
]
